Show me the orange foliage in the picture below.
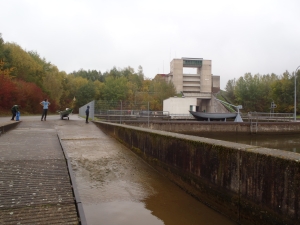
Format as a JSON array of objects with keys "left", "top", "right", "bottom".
[
  {"left": 0, "top": 73, "right": 55, "bottom": 114},
  {"left": 0, "top": 73, "right": 17, "bottom": 110},
  {"left": 15, "top": 81, "right": 46, "bottom": 113}
]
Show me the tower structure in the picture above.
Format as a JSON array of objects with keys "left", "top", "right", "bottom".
[
  {"left": 162, "top": 57, "right": 222, "bottom": 114},
  {"left": 168, "top": 57, "right": 218, "bottom": 97}
]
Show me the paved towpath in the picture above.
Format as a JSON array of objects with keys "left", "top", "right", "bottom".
[
  {"left": 0, "top": 115, "right": 82, "bottom": 224},
  {"left": 0, "top": 114, "right": 235, "bottom": 225}
]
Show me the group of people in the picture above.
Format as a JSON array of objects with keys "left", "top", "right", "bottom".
[
  {"left": 11, "top": 99, "right": 51, "bottom": 121},
  {"left": 11, "top": 99, "right": 90, "bottom": 123}
]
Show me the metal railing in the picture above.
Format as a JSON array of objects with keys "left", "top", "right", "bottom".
[
  {"left": 247, "top": 112, "right": 294, "bottom": 122},
  {"left": 79, "top": 100, "right": 173, "bottom": 122},
  {"left": 170, "top": 114, "right": 194, "bottom": 120},
  {"left": 94, "top": 110, "right": 170, "bottom": 122}
]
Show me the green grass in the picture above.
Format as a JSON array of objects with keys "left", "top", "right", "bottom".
[{"left": 215, "top": 91, "right": 236, "bottom": 112}]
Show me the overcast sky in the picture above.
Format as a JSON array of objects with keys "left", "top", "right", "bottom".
[{"left": 1, "top": 0, "right": 300, "bottom": 89}]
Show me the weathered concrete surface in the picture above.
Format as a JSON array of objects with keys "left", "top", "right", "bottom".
[
  {"left": 123, "top": 121, "right": 300, "bottom": 133},
  {"left": 0, "top": 116, "right": 80, "bottom": 224},
  {"left": 57, "top": 119, "right": 235, "bottom": 225},
  {"left": 0, "top": 120, "right": 20, "bottom": 135},
  {"left": 0, "top": 115, "right": 236, "bottom": 225},
  {"left": 94, "top": 121, "right": 300, "bottom": 225}
]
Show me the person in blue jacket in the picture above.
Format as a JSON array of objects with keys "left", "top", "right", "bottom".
[
  {"left": 40, "top": 99, "right": 51, "bottom": 121},
  {"left": 85, "top": 105, "right": 90, "bottom": 123}
]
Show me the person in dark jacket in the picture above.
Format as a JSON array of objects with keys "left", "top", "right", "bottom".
[
  {"left": 85, "top": 105, "right": 90, "bottom": 123},
  {"left": 11, "top": 105, "right": 19, "bottom": 121}
]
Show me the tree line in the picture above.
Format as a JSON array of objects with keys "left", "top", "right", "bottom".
[
  {"left": 224, "top": 71, "right": 300, "bottom": 113},
  {"left": 2, "top": 32, "right": 298, "bottom": 116},
  {"left": 0, "top": 34, "right": 176, "bottom": 115}
]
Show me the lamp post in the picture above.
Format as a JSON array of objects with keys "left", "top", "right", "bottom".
[{"left": 294, "top": 66, "right": 300, "bottom": 121}]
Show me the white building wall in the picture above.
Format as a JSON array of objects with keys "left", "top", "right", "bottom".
[
  {"left": 79, "top": 100, "right": 95, "bottom": 120},
  {"left": 163, "top": 97, "right": 197, "bottom": 114}
]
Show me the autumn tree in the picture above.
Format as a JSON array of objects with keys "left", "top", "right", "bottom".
[
  {"left": 149, "top": 75, "right": 176, "bottom": 110},
  {"left": 0, "top": 73, "right": 17, "bottom": 111},
  {"left": 225, "top": 78, "right": 236, "bottom": 102},
  {"left": 75, "top": 82, "right": 96, "bottom": 108},
  {"left": 4, "top": 43, "right": 44, "bottom": 84},
  {"left": 102, "top": 76, "right": 128, "bottom": 101},
  {"left": 94, "top": 80, "right": 105, "bottom": 100},
  {"left": 42, "top": 66, "right": 65, "bottom": 104},
  {"left": 71, "top": 69, "right": 102, "bottom": 82},
  {"left": 270, "top": 71, "right": 294, "bottom": 112}
]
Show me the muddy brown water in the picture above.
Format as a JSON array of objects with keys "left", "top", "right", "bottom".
[{"left": 56, "top": 119, "right": 235, "bottom": 225}]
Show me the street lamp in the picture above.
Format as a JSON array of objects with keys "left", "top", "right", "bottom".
[{"left": 294, "top": 66, "right": 300, "bottom": 121}]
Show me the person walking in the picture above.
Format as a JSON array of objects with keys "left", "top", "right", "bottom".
[
  {"left": 11, "top": 105, "right": 19, "bottom": 121},
  {"left": 85, "top": 105, "right": 90, "bottom": 123},
  {"left": 40, "top": 99, "right": 51, "bottom": 121}
]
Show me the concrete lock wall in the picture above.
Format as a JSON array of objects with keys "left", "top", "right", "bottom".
[
  {"left": 94, "top": 121, "right": 300, "bottom": 225},
  {"left": 122, "top": 121, "right": 300, "bottom": 133}
]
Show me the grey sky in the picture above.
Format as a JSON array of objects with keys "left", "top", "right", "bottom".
[{"left": 1, "top": 0, "right": 300, "bottom": 89}]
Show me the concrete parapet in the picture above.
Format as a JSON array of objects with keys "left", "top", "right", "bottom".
[
  {"left": 94, "top": 121, "right": 300, "bottom": 225},
  {"left": 0, "top": 121, "right": 20, "bottom": 135},
  {"left": 123, "top": 121, "right": 300, "bottom": 134}
]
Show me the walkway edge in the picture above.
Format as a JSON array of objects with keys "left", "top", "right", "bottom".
[
  {"left": 57, "top": 134, "right": 87, "bottom": 225},
  {"left": 0, "top": 121, "right": 21, "bottom": 135}
]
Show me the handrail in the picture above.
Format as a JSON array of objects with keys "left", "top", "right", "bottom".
[
  {"left": 247, "top": 112, "right": 294, "bottom": 122},
  {"left": 95, "top": 110, "right": 170, "bottom": 116}
]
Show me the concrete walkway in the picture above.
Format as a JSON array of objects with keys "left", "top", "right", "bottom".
[
  {"left": 0, "top": 115, "right": 81, "bottom": 224},
  {"left": 0, "top": 114, "right": 235, "bottom": 225}
]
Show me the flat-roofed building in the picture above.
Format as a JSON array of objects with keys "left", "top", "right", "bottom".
[{"left": 162, "top": 57, "right": 223, "bottom": 115}]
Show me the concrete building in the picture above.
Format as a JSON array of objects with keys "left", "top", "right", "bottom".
[
  {"left": 162, "top": 57, "right": 224, "bottom": 115},
  {"left": 163, "top": 57, "right": 220, "bottom": 97}
]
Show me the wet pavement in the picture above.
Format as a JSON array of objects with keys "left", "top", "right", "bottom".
[
  {"left": 0, "top": 115, "right": 79, "bottom": 224},
  {"left": 0, "top": 114, "right": 236, "bottom": 225}
]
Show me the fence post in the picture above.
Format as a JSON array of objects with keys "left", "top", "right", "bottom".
[{"left": 120, "top": 100, "right": 122, "bottom": 124}]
